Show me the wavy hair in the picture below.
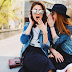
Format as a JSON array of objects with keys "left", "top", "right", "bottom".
[
  {"left": 56, "top": 12, "right": 72, "bottom": 36},
  {"left": 30, "top": 1, "right": 47, "bottom": 27}
]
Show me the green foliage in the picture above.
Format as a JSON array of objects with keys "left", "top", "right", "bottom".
[{"left": 0, "top": 0, "right": 18, "bottom": 29}]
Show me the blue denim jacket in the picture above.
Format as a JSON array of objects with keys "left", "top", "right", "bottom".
[
  {"left": 20, "top": 22, "right": 51, "bottom": 57},
  {"left": 53, "top": 25, "right": 72, "bottom": 55}
]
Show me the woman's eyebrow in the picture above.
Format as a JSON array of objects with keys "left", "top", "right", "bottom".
[
  {"left": 33, "top": 8, "right": 42, "bottom": 10},
  {"left": 39, "top": 9, "right": 42, "bottom": 10}
]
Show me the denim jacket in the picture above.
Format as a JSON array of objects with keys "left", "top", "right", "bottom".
[
  {"left": 53, "top": 25, "right": 72, "bottom": 55},
  {"left": 20, "top": 22, "right": 51, "bottom": 57}
]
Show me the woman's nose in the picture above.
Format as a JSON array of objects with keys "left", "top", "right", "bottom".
[{"left": 37, "top": 11, "right": 39, "bottom": 14}]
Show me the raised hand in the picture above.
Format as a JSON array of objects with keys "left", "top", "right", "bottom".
[
  {"left": 47, "top": 15, "right": 55, "bottom": 28},
  {"left": 36, "top": 18, "right": 47, "bottom": 33},
  {"left": 25, "top": 14, "right": 34, "bottom": 35},
  {"left": 29, "top": 14, "right": 34, "bottom": 26}
]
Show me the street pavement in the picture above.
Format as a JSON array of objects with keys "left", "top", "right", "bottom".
[{"left": 0, "top": 33, "right": 23, "bottom": 72}]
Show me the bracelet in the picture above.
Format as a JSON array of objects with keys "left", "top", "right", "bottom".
[{"left": 50, "top": 26, "right": 54, "bottom": 28}]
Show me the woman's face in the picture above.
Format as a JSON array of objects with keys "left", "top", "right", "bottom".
[
  {"left": 51, "top": 11, "right": 57, "bottom": 21},
  {"left": 32, "top": 5, "right": 44, "bottom": 22}
]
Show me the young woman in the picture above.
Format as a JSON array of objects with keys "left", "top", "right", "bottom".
[
  {"left": 47, "top": 4, "right": 72, "bottom": 72},
  {"left": 18, "top": 1, "right": 55, "bottom": 72}
]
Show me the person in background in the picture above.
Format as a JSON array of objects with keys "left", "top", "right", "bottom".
[
  {"left": 47, "top": 4, "right": 72, "bottom": 72},
  {"left": 18, "top": 1, "right": 55, "bottom": 72}
]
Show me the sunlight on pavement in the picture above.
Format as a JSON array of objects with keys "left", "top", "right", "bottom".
[{"left": 0, "top": 33, "right": 23, "bottom": 57}]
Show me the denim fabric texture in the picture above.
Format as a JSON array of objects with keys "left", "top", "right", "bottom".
[
  {"left": 20, "top": 22, "right": 51, "bottom": 57},
  {"left": 53, "top": 25, "right": 72, "bottom": 55}
]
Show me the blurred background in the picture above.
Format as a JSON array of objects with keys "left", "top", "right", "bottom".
[
  {"left": 25, "top": 0, "right": 72, "bottom": 22},
  {"left": 0, "top": 0, "right": 72, "bottom": 40},
  {"left": 0, "top": 0, "right": 24, "bottom": 40}
]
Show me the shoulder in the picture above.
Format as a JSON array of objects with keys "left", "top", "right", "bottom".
[
  {"left": 23, "top": 22, "right": 30, "bottom": 28},
  {"left": 67, "top": 25, "right": 72, "bottom": 34},
  {"left": 68, "top": 25, "right": 72, "bottom": 30},
  {"left": 23, "top": 22, "right": 30, "bottom": 31},
  {"left": 24, "top": 22, "right": 30, "bottom": 26}
]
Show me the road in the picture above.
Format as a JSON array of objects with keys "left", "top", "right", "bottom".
[{"left": 0, "top": 33, "right": 23, "bottom": 72}]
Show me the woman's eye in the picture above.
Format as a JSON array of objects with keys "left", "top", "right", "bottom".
[
  {"left": 32, "top": 10, "right": 37, "bottom": 14},
  {"left": 39, "top": 10, "right": 44, "bottom": 14}
]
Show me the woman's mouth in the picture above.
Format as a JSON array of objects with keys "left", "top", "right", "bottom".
[{"left": 36, "top": 16, "right": 40, "bottom": 19}]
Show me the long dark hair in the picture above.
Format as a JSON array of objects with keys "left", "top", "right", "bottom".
[{"left": 30, "top": 1, "right": 47, "bottom": 27}]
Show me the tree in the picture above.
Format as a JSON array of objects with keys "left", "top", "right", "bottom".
[{"left": 0, "top": 0, "right": 19, "bottom": 29}]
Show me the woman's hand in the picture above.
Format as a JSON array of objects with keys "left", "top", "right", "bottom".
[
  {"left": 36, "top": 18, "right": 47, "bottom": 33},
  {"left": 36, "top": 18, "right": 48, "bottom": 44},
  {"left": 47, "top": 15, "right": 55, "bottom": 28},
  {"left": 29, "top": 14, "right": 34, "bottom": 26},
  {"left": 25, "top": 14, "right": 34, "bottom": 35},
  {"left": 53, "top": 50, "right": 64, "bottom": 63},
  {"left": 50, "top": 47, "right": 64, "bottom": 63},
  {"left": 47, "top": 15, "right": 57, "bottom": 39}
]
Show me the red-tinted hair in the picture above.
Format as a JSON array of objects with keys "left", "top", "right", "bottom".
[{"left": 56, "top": 12, "right": 72, "bottom": 36}]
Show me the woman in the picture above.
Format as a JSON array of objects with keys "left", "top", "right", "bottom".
[
  {"left": 47, "top": 4, "right": 72, "bottom": 72},
  {"left": 18, "top": 1, "right": 55, "bottom": 72}
]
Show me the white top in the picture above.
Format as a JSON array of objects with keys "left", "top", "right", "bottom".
[
  {"left": 56, "top": 63, "right": 72, "bottom": 72},
  {"left": 30, "top": 26, "right": 41, "bottom": 47}
]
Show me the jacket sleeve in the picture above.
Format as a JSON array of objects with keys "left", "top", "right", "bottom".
[
  {"left": 53, "top": 34, "right": 69, "bottom": 46},
  {"left": 53, "top": 25, "right": 72, "bottom": 46},
  {"left": 20, "top": 22, "right": 31, "bottom": 44},
  {"left": 42, "top": 41, "right": 50, "bottom": 49}
]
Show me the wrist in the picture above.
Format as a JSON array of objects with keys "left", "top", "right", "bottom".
[
  {"left": 50, "top": 26, "right": 54, "bottom": 28},
  {"left": 43, "top": 31, "right": 48, "bottom": 34},
  {"left": 53, "top": 50, "right": 57, "bottom": 55},
  {"left": 51, "top": 48, "right": 56, "bottom": 54}
]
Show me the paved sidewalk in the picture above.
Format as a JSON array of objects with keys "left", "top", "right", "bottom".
[
  {"left": 0, "top": 33, "right": 22, "bottom": 57},
  {"left": 0, "top": 33, "right": 23, "bottom": 72},
  {"left": 0, "top": 56, "right": 21, "bottom": 72}
]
